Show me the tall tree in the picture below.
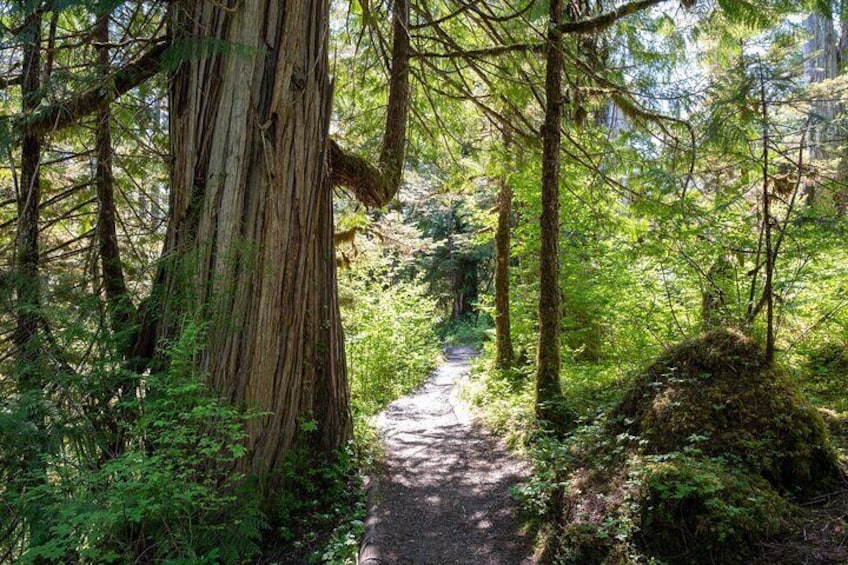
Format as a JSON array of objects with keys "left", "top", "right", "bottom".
[
  {"left": 536, "top": 0, "right": 565, "bottom": 421},
  {"left": 494, "top": 128, "right": 515, "bottom": 369},
  {"left": 12, "top": 2, "right": 52, "bottom": 549},
  {"left": 155, "top": 0, "right": 410, "bottom": 491},
  {"left": 14, "top": 6, "right": 43, "bottom": 384},
  {"left": 94, "top": 12, "right": 134, "bottom": 338}
]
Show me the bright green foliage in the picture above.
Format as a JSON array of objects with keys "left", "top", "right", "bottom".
[
  {"left": 271, "top": 434, "right": 366, "bottom": 565},
  {"left": 637, "top": 454, "right": 790, "bottom": 563},
  {"left": 2, "top": 323, "right": 264, "bottom": 563},
  {"left": 437, "top": 314, "right": 491, "bottom": 348},
  {"left": 613, "top": 329, "right": 840, "bottom": 493},
  {"left": 509, "top": 329, "right": 841, "bottom": 564},
  {"left": 341, "top": 265, "right": 442, "bottom": 418}
]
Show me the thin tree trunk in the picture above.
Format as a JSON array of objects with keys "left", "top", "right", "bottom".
[
  {"left": 94, "top": 13, "right": 134, "bottom": 339},
  {"left": 536, "top": 0, "right": 564, "bottom": 421},
  {"left": 15, "top": 8, "right": 43, "bottom": 378},
  {"left": 760, "top": 70, "right": 775, "bottom": 365},
  {"left": 494, "top": 131, "right": 514, "bottom": 369},
  {"left": 13, "top": 5, "right": 50, "bottom": 551}
]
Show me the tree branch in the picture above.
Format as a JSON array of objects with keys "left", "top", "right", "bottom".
[
  {"left": 6, "top": 38, "right": 169, "bottom": 138},
  {"left": 0, "top": 74, "right": 23, "bottom": 89},
  {"left": 560, "top": 0, "right": 669, "bottom": 34},
  {"left": 330, "top": 0, "right": 410, "bottom": 208},
  {"left": 411, "top": 42, "right": 544, "bottom": 60}
]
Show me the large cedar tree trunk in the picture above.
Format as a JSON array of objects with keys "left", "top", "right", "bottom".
[{"left": 161, "top": 0, "right": 348, "bottom": 482}]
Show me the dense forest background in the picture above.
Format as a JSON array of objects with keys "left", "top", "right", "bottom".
[{"left": 1, "top": 0, "right": 847, "bottom": 562}]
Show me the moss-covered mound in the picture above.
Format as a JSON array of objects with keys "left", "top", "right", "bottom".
[
  {"left": 613, "top": 328, "right": 841, "bottom": 493},
  {"left": 551, "top": 329, "right": 846, "bottom": 565}
]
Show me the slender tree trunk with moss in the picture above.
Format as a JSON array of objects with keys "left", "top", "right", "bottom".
[
  {"left": 760, "top": 70, "right": 775, "bottom": 365},
  {"left": 13, "top": 5, "right": 52, "bottom": 550},
  {"left": 536, "top": 0, "right": 564, "bottom": 421},
  {"left": 15, "top": 7, "right": 42, "bottom": 385},
  {"left": 95, "top": 13, "right": 134, "bottom": 338},
  {"left": 494, "top": 131, "right": 514, "bottom": 369}
]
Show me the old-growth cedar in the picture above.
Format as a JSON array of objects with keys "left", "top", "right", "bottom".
[{"left": 154, "top": 0, "right": 410, "bottom": 499}]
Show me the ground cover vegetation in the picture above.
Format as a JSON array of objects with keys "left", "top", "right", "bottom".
[{"left": 1, "top": 0, "right": 847, "bottom": 562}]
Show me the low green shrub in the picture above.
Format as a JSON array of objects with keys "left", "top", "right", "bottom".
[
  {"left": 9, "top": 322, "right": 264, "bottom": 564},
  {"left": 437, "top": 313, "right": 491, "bottom": 348},
  {"left": 637, "top": 454, "right": 791, "bottom": 564},
  {"left": 342, "top": 272, "right": 442, "bottom": 417},
  {"left": 270, "top": 431, "right": 366, "bottom": 565},
  {"left": 515, "top": 329, "right": 842, "bottom": 564}
]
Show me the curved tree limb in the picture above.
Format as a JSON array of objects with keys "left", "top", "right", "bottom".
[
  {"left": 330, "top": 0, "right": 410, "bottom": 208},
  {"left": 559, "top": 0, "right": 670, "bottom": 34}
]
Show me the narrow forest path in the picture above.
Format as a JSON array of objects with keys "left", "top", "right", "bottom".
[{"left": 367, "top": 346, "right": 536, "bottom": 565}]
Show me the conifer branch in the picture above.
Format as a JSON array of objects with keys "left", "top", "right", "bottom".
[
  {"left": 5, "top": 38, "right": 169, "bottom": 138},
  {"left": 559, "top": 0, "right": 669, "bottom": 34}
]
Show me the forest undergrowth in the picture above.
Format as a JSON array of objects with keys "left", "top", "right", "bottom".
[{"left": 466, "top": 328, "right": 848, "bottom": 564}]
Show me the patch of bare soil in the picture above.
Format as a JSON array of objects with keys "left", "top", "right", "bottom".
[{"left": 370, "top": 346, "right": 536, "bottom": 565}]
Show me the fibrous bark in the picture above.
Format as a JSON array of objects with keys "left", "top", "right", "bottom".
[
  {"left": 161, "top": 0, "right": 344, "bottom": 482},
  {"left": 157, "top": 0, "right": 410, "bottom": 491}
]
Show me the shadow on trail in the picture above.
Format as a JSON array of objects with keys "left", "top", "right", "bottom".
[{"left": 373, "top": 347, "right": 535, "bottom": 565}]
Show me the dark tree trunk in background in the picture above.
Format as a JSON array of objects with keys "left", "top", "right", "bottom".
[
  {"left": 94, "top": 13, "right": 134, "bottom": 338},
  {"left": 13, "top": 5, "right": 51, "bottom": 549},
  {"left": 15, "top": 8, "right": 43, "bottom": 382},
  {"left": 451, "top": 257, "right": 478, "bottom": 319},
  {"left": 536, "top": 0, "right": 564, "bottom": 421},
  {"left": 494, "top": 131, "right": 514, "bottom": 369}
]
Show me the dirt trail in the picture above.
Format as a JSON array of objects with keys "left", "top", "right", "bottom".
[{"left": 370, "top": 346, "right": 536, "bottom": 565}]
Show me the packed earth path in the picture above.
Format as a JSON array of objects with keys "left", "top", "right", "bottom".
[{"left": 368, "top": 346, "right": 537, "bottom": 565}]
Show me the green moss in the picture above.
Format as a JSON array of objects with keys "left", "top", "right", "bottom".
[
  {"left": 613, "top": 328, "right": 841, "bottom": 494},
  {"left": 638, "top": 455, "right": 790, "bottom": 564},
  {"left": 550, "top": 329, "right": 846, "bottom": 564}
]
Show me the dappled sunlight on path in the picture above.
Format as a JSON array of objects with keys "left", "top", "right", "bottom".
[{"left": 372, "top": 347, "right": 536, "bottom": 564}]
